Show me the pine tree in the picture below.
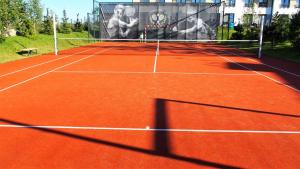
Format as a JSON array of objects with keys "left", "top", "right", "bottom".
[
  {"left": 73, "top": 13, "right": 83, "bottom": 32},
  {"left": 61, "top": 9, "right": 72, "bottom": 34},
  {"left": 265, "top": 12, "right": 290, "bottom": 47},
  {"left": 290, "top": 12, "right": 300, "bottom": 48},
  {"left": 40, "top": 8, "right": 53, "bottom": 35}
]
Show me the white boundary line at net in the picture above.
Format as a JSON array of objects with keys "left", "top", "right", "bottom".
[
  {"left": 0, "top": 124, "right": 299, "bottom": 134},
  {"left": 52, "top": 70, "right": 258, "bottom": 76},
  {"left": 57, "top": 38, "right": 259, "bottom": 43}
]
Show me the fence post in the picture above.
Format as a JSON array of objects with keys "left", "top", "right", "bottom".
[
  {"left": 258, "top": 15, "right": 264, "bottom": 58},
  {"left": 53, "top": 13, "right": 58, "bottom": 56}
]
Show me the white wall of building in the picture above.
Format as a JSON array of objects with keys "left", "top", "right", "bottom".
[
  {"left": 223, "top": 0, "right": 299, "bottom": 25},
  {"left": 132, "top": 0, "right": 299, "bottom": 25}
]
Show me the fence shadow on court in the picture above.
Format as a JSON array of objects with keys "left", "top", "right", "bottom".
[
  {"left": 225, "top": 60, "right": 300, "bottom": 92},
  {"left": 0, "top": 117, "right": 241, "bottom": 169},
  {"left": 163, "top": 99, "right": 300, "bottom": 119},
  {"left": 1, "top": 98, "right": 298, "bottom": 167},
  {"left": 192, "top": 45, "right": 300, "bottom": 92}
]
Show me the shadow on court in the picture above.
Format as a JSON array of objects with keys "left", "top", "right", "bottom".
[
  {"left": 0, "top": 117, "right": 241, "bottom": 168},
  {"left": 226, "top": 62, "right": 300, "bottom": 92},
  {"left": 0, "top": 98, "right": 244, "bottom": 169}
]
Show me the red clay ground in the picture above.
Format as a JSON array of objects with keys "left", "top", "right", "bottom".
[{"left": 0, "top": 42, "right": 299, "bottom": 169}]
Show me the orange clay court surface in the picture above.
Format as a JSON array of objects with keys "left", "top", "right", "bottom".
[{"left": 0, "top": 42, "right": 299, "bottom": 169}]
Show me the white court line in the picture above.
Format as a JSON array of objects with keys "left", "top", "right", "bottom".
[
  {"left": 246, "top": 58, "right": 300, "bottom": 78},
  {"left": 218, "top": 51, "right": 300, "bottom": 93},
  {"left": 53, "top": 70, "right": 258, "bottom": 76},
  {"left": 0, "top": 48, "right": 96, "bottom": 79},
  {"left": 0, "top": 48, "right": 112, "bottom": 92},
  {"left": 0, "top": 124, "right": 299, "bottom": 134},
  {"left": 153, "top": 40, "right": 160, "bottom": 73}
]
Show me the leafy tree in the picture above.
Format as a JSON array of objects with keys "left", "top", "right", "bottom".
[
  {"left": 0, "top": 0, "right": 10, "bottom": 42},
  {"left": 15, "top": 1, "right": 34, "bottom": 36},
  {"left": 28, "top": 0, "right": 43, "bottom": 34},
  {"left": 61, "top": 9, "right": 72, "bottom": 34},
  {"left": 290, "top": 11, "right": 300, "bottom": 49}
]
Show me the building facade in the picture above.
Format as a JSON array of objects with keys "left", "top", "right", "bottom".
[{"left": 132, "top": 0, "right": 300, "bottom": 25}]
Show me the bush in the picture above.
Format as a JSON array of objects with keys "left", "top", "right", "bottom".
[
  {"left": 244, "top": 25, "right": 259, "bottom": 40},
  {"left": 290, "top": 12, "right": 300, "bottom": 48},
  {"left": 231, "top": 24, "right": 244, "bottom": 40},
  {"left": 0, "top": 34, "right": 5, "bottom": 43}
]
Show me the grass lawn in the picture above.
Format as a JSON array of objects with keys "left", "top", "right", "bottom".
[
  {"left": 260, "top": 42, "right": 300, "bottom": 63},
  {"left": 0, "top": 32, "right": 90, "bottom": 63},
  {"left": 217, "top": 27, "right": 235, "bottom": 40}
]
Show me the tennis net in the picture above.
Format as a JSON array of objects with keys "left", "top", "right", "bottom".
[{"left": 56, "top": 38, "right": 260, "bottom": 57}]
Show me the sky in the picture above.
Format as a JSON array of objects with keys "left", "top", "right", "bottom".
[{"left": 41, "top": 0, "right": 131, "bottom": 22}]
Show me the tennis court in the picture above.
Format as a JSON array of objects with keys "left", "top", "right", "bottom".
[{"left": 0, "top": 40, "right": 299, "bottom": 168}]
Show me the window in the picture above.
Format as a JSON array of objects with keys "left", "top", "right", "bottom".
[
  {"left": 281, "top": 0, "right": 290, "bottom": 7},
  {"left": 244, "top": 0, "right": 253, "bottom": 7},
  {"left": 225, "top": 13, "right": 235, "bottom": 27},
  {"left": 259, "top": 0, "right": 268, "bottom": 7},
  {"left": 296, "top": 0, "right": 300, "bottom": 8},
  {"left": 226, "top": 0, "right": 235, "bottom": 6}
]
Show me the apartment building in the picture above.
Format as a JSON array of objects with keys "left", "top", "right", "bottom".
[{"left": 132, "top": 0, "right": 300, "bottom": 25}]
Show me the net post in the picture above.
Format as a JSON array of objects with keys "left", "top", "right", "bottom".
[
  {"left": 258, "top": 15, "right": 264, "bottom": 58},
  {"left": 221, "top": 1, "right": 226, "bottom": 40},
  {"left": 53, "top": 13, "right": 58, "bottom": 56}
]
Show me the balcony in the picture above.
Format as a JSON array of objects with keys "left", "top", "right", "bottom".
[
  {"left": 244, "top": 3, "right": 253, "bottom": 7},
  {"left": 226, "top": 2, "right": 235, "bottom": 6},
  {"left": 281, "top": 3, "right": 290, "bottom": 8},
  {"left": 259, "top": 2, "right": 268, "bottom": 7}
]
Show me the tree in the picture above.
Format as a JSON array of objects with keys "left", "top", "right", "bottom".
[
  {"left": 290, "top": 11, "right": 300, "bottom": 49},
  {"left": 264, "top": 13, "right": 290, "bottom": 47},
  {"left": 15, "top": 1, "right": 34, "bottom": 36},
  {"left": 28, "top": 0, "right": 43, "bottom": 34},
  {"left": 231, "top": 24, "right": 244, "bottom": 40},
  {"left": 40, "top": 8, "right": 53, "bottom": 35},
  {"left": 0, "top": 0, "right": 10, "bottom": 42},
  {"left": 61, "top": 9, "right": 72, "bottom": 34},
  {"left": 73, "top": 13, "right": 83, "bottom": 32}
]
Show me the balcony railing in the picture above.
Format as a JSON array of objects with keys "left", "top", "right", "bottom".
[
  {"left": 281, "top": 4, "right": 290, "bottom": 8},
  {"left": 226, "top": 2, "right": 235, "bottom": 7},
  {"left": 244, "top": 3, "right": 253, "bottom": 7},
  {"left": 259, "top": 2, "right": 268, "bottom": 7}
]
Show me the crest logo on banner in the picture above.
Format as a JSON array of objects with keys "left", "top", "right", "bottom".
[{"left": 149, "top": 10, "right": 168, "bottom": 27}]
